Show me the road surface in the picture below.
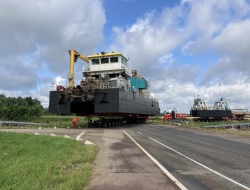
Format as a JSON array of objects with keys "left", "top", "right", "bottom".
[
  {"left": 122, "top": 123, "right": 250, "bottom": 190},
  {"left": 1, "top": 123, "right": 250, "bottom": 189}
]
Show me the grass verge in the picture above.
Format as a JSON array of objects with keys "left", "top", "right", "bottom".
[
  {"left": 37, "top": 116, "right": 89, "bottom": 128},
  {"left": 0, "top": 116, "right": 89, "bottom": 129},
  {"left": 0, "top": 132, "right": 99, "bottom": 190},
  {"left": 148, "top": 116, "right": 250, "bottom": 138}
]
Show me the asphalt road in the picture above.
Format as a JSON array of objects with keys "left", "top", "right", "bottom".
[
  {"left": 1, "top": 123, "right": 250, "bottom": 190},
  {"left": 122, "top": 123, "right": 250, "bottom": 190},
  {"left": 0, "top": 127, "right": 181, "bottom": 190}
]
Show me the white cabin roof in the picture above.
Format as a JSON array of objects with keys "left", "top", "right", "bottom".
[{"left": 87, "top": 52, "right": 128, "bottom": 61}]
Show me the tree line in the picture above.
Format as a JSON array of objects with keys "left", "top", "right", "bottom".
[{"left": 0, "top": 94, "right": 44, "bottom": 121}]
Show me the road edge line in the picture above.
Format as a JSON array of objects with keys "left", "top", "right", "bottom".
[
  {"left": 123, "top": 130, "right": 188, "bottom": 190},
  {"left": 149, "top": 137, "right": 250, "bottom": 190}
]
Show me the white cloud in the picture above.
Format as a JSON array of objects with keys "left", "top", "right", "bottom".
[
  {"left": 180, "top": 0, "right": 250, "bottom": 56},
  {"left": 54, "top": 76, "right": 67, "bottom": 87},
  {"left": 212, "top": 19, "right": 250, "bottom": 57},
  {"left": 109, "top": 0, "right": 250, "bottom": 112},
  {"left": 159, "top": 53, "right": 173, "bottom": 64},
  {"left": 156, "top": 81, "right": 250, "bottom": 113},
  {"left": 200, "top": 19, "right": 250, "bottom": 85},
  {"left": 0, "top": 0, "right": 105, "bottom": 107},
  {"left": 109, "top": 6, "right": 190, "bottom": 74},
  {"left": 181, "top": 41, "right": 194, "bottom": 55},
  {"left": 1, "top": 0, "right": 250, "bottom": 114}
]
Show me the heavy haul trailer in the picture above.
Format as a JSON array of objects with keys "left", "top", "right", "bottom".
[
  {"left": 49, "top": 50, "right": 160, "bottom": 127},
  {"left": 190, "top": 110, "right": 232, "bottom": 121},
  {"left": 231, "top": 109, "right": 250, "bottom": 121},
  {"left": 190, "top": 97, "right": 233, "bottom": 121}
]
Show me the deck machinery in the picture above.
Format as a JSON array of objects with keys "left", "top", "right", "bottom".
[
  {"left": 190, "top": 97, "right": 233, "bottom": 121},
  {"left": 49, "top": 50, "right": 160, "bottom": 127}
]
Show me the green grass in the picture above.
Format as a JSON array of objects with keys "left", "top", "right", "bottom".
[
  {"left": 0, "top": 116, "right": 89, "bottom": 129},
  {"left": 0, "top": 115, "right": 125, "bottom": 129},
  {"left": 148, "top": 116, "right": 250, "bottom": 138},
  {"left": 0, "top": 132, "right": 99, "bottom": 190},
  {"left": 149, "top": 116, "right": 250, "bottom": 128},
  {"left": 148, "top": 116, "right": 163, "bottom": 123},
  {"left": 37, "top": 115, "right": 89, "bottom": 128},
  {"left": 179, "top": 119, "right": 249, "bottom": 128}
]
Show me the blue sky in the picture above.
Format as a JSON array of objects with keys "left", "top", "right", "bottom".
[
  {"left": 103, "top": 0, "right": 178, "bottom": 33},
  {"left": 104, "top": 0, "right": 221, "bottom": 74},
  {"left": 1, "top": 0, "right": 250, "bottom": 113}
]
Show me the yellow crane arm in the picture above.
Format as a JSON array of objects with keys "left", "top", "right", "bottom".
[
  {"left": 68, "top": 49, "right": 89, "bottom": 88},
  {"left": 136, "top": 74, "right": 143, "bottom": 79}
]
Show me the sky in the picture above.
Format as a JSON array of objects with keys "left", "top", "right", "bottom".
[{"left": 1, "top": 0, "right": 250, "bottom": 113}]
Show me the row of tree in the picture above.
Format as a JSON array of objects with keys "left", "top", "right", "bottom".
[{"left": 0, "top": 94, "right": 44, "bottom": 121}]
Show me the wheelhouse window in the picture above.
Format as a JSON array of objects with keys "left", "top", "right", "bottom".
[
  {"left": 101, "top": 58, "right": 109, "bottom": 64},
  {"left": 121, "top": 57, "right": 127, "bottom": 66},
  {"left": 92, "top": 59, "right": 99, "bottom": 65},
  {"left": 110, "top": 57, "right": 118, "bottom": 63}
]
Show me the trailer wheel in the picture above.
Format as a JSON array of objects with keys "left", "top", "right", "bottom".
[
  {"left": 110, "top": 120, "right": 114, "bottom": 127},
  {"left": 116, "top": 120, "right": 119, "bottom": 126},
  {"left": 88, "top": 121, "right": 92, "bottom": 128},
  {"left": 106, "top": 120, "right": 110, "bottom": 127},
  {"left": 102, "top": 120, "right": 107, "bottom": 128}
]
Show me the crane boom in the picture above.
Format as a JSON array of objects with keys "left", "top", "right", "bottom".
[{"left": 68, "top": 49, "right": 89, "bottom": 88}]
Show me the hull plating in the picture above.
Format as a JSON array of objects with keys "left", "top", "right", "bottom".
[
  {"left": 190, "top": 110, "right": 232, "bottom": 118},
  {"left": 49, "top": 88, "right": 160, "bottom": 115}
]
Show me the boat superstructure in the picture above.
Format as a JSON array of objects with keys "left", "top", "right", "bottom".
[{"left": 49, "top": 50, "right": 160, "bottom": 126}]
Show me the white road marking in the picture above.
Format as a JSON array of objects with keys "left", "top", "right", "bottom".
[
  {"left": 222, "top": 137, "right": 250, "bottom": 145},
  {"left": 148, "top": 137, "right": 250, "bottom": 190},
  {"left": 164, "top": 125, "right": 250, "bottom": 145},
  {"left": 123, "top": 130, "right": 188, "bottom": 190},
  {"left": 76, "top": 131, "right": 86, "bottom": 141},
  {"left": 84, "top": 140, "right": 94, "bottom": 145},
  {"left": 190, "top": 130, "right": 250, "bottom": 144},
  {"left": 137, "top": 131, "right": 142, "bottom": 135},
  {"left": 64, "top": 135, "right": 72, "bottom": 139}
]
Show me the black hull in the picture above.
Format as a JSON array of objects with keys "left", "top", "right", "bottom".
[
  {"left": 49, "top": 88, "right": 160, "bottom": 116},
  {"left": 190, "top": 110, "right": 232, "bottom": 118}
]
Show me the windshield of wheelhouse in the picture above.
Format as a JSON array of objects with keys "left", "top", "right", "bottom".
[
  {"left": 92, "top": 59, "right": 99, "bottom": 65},
  {"left": 121, "top": 57, "right": 127, "bottom": 66},
  {"left": 110, "top": 57, "right": 118, "bottom": 63}
]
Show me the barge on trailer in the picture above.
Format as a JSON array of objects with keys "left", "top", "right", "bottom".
[
  {"left": 190, "top": 97, "right": 233, "bottom": 121},
  {"left": 49, "top": 50, "right": 160, "bottom": 127}
]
